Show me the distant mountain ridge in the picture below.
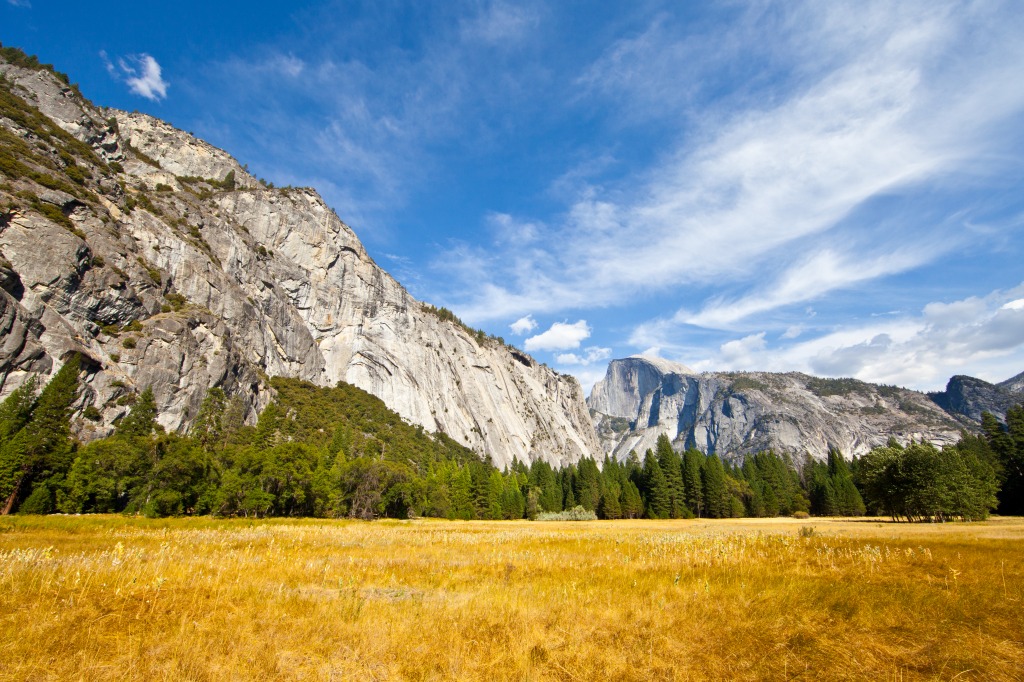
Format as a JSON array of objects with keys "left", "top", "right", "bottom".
[
  {"left": 928, "top": 372, "right": 1024, "bottom": 422},
  {"left": 587, "top": 356, "right": 992, "bottom": 462}
]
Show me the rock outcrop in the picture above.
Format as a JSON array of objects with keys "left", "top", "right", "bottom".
[
  {"left": 928, "top": 373, "right": 1024, "bottom": 423},
  {"left": 998, "top": 371, "right": 1024, "bottom": 396},
  {"left": 589, "top": 356, "right": 970, "bottom": 463},
  {"left": 0, "top": 53, "right": 600, "bottom": 468}
]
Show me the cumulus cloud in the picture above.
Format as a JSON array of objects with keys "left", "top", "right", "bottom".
[
  {"left": 720, "top": 333, "right": 767, "bottom": 364},
  {"left": 524, "top": 320, "right": 591, "bottom": 352},
  {"left": 102, "top": 52, "right": 168, "bottom": 101},
  {"left": 509, "top": 314, "right": 538, "bottom": 335}
]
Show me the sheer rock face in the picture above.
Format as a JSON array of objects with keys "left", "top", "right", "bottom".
[
  {"left": 0, "top": 58, "right": 599, "bottom": 468},
  {"left": 928, "top": 373, "right": 1024, "bottom": 423},
  {"left": 1000, "top": 371, "right": 1024, "bottom": 396},
  {"left": 589, "top": 357, "right": 970, "bottom": 463}
]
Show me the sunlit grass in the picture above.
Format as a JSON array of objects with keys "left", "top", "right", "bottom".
[{"left": 2, "top": 516, "right": 1022, "bottom": 680}]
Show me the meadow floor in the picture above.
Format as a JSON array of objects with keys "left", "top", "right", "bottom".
[{"left": 1, "top": 515, "right": 1022, "bottom": 681}]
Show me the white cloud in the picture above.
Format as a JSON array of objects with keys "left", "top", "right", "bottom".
[
  {"left": 7, "top": 0, "right": 31, "bottom": 7},
  {"left": 460, "top": 2, "right": 539, "bottom": 45},
  {"left": 556, "top": 346, "right": 611, "bottom": 366},
  {"left": 720, "top": 333, "right": 767, "bottom": 364},
  {"left": 684, "top": 247, "right": 943, "bottom": 329},
  {"left": 509, "top": 314, "right": 538, "bottom": 335},
  {"left": 684, "top": 283, "right": 1024, "bottom": 389},
  {"left": 108, "top": 53, "right": 168, "bottom": 101},
  {"left": 524, "top": 320, "right": 591, "bottom": 352},
  {"left": 489, "top": 212, "right": 540, "bottom": 245},
  {"left": 444, "top": 2, "right": 1024, "bottom": 324}
]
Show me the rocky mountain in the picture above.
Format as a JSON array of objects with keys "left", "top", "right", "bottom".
[
  {"left": 0, "top": 50, "right": 600, "bottom": 469},
  {"left": 928, "top": 373, "right": 1024, "bottom": 422},
  {"left": 998, "top": 370, "right": 1024, "bottom": 395},
  {"left": 588, "top": 356, "right": 971, "bottom": 463}
]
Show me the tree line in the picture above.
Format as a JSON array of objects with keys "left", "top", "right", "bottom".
[{"left": 0, "top": 356, "right": 1020, "bottom": 520}]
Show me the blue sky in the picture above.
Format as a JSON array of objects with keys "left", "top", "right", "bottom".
[{"left": 4, "top": 0, "right": 1024, "bottom": 393}]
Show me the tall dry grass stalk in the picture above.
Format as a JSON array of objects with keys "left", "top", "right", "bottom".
[{"left": 1, "top": 515, "right": 1022, "bottom": 680}]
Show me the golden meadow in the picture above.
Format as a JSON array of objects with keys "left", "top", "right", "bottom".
[{"left": 2, "top": 515, "right": 1022, "bottom": 681}]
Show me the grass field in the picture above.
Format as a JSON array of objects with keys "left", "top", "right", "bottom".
[{"left": 1, "top": 516, "right": 1022, "bottom": 681}]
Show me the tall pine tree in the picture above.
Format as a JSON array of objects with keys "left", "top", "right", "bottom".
[
  {"left": 701, "top": 454, "right": 728, "bottom": 519},
  {"left": 642, "top": 449, "right": 670, "bottom": 519},
  {"left": 656, "top": 434, "right": 687, "bottom": 518},
  {"left": 1, "top": 355, "right": 80, "bottom": 514}
]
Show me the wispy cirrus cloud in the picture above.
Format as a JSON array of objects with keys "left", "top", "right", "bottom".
[
  {"left": 675, "top": 284, "right": 1024, "bottom": 390},
  {"left": 460, "top": 1, "right": 540, "bottom": 45},
  {"left": 444, "top": 1, "right": 1024, "bottom": 329},
  {"left": 185, "top": 1, "right": 548, "bottom": 238},
  {"left": 683, "top": 246, "right": 943, "bottom": 330}
]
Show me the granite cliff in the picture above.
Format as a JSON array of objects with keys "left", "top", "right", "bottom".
[
  {"left": 0, "top": 52, "right": 599, "bottom": 469},
  {"left": 588, "top": 356, "right": 974, "bottom": 463},
  {"left": 928, "top": 372, "right": 1024, "bottom": 423}
]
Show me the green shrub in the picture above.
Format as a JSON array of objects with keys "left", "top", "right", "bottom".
[
  {"left": 33, "top": 201, "right": 72, "bottom": 229},
  {"left": 136, "top": 258, "right": 162, "bottom": 286},
  {"left": 535, "top": 506, "right": 597, "bottom": 521},
  {"left": 164, "top": 292, "right": 187, "bottom": 311},
  {"left": 731, "top": 377, "right": 768, "bottom": 393}
]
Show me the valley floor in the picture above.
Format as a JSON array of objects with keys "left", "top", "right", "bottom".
[{"left": 1, "top": 515, "right": 1022, "bottom": 681}]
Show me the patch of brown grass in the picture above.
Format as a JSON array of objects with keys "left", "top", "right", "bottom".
[{"left": 1, "top": 516, "right": 1022, "bottom": 680}]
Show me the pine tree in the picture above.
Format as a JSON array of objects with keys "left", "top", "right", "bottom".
[
  {"left": 191, "top": 387, "right": 227, "bottom": 449},
  {"left": 116, "top": 387, "right": 158, "bottom": 439},
  {"left": 1, "top": 355, "right": 80, "bottom": 514},
  {"left": 597, "top": 481, "right": 622, "bottom": 519},
  {"left": 530, "top": 460, "right": 562, "bottom": 512},
  {"left": 656, "top": 434, "right": 686, "bottom": 518},
  {"left": 449, "top": 465, "right": 474, "bottom": 519},
  {"left": 500, "top": 473, "right": 525, "bottom": 519},
  {"left": 683, "top": 448, "right": 704, "bottom": 517},
  {"left": 642, "top": 449, "right": 670, "bottom": 519},
  {"left": 0, "top": 376, "right": 38, "bottom": 442},
  {"left": 701, "top": 454, "right": 728, "bottom": 519},
  {"left": 620, "top": 479, "right": 644, "bottom": 519},
  {"left": 828, "top": 449, "right": 866, "bottom": 516},
  {"left": 253, "top": 401, "right": 281, "bottom": 450},
  {"left": 563, "top": 466, "right": 577, "bottom": 509},
  {"left": 485, "top": 470, "right": 504, "bottom": 519},
  {"left": 576, "top": 457, "right": 601, "bottom": 511},
  {"left": 989, "top": 406, "right": 1024, "bottom": 515}
]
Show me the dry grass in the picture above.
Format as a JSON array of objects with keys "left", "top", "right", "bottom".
[{"left": 1, "top": 515, "right": 1022, "bottom": 681}]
